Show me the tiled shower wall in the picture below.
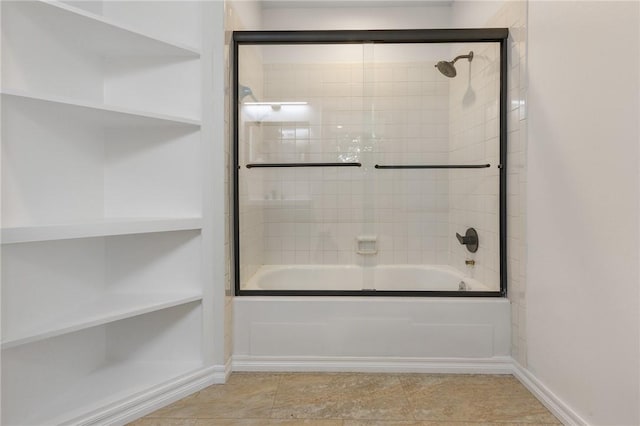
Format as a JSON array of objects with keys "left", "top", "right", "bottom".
[
  {"left": 239, "top": 60, "right": 452, "bottom": 268},
  {"left": 448, "top": 43, "right": 501, "bottom": 289},
  {"left": 249, "top": 62, "right": 369, "bottom": 266},
  {"left": 483, "top": 1, "right": 528, "bottom": 366},
  {"left": 450, "top": 1, "right": 528, "bottom": 362},
  {"left": 502, "top": 2, "right": 528, "bottom": 368},
  {"left": 369, "top": 62, "right": 451, "bottom": 266}
]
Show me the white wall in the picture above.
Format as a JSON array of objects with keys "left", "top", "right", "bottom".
[
  {"left": 261, "top": 4, "right": 451, "bottom": 30},
  {"left": 527, "top": 2, "right": 640, "bottom": 424},
  {"left": 451, "top": 1, "right": 504, "bottom": 28},
  {"left": 228, "top": 0, "right": 262, "bottom": 30}
]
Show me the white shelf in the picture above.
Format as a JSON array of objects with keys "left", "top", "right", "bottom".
[
  {"left": 2, "top": 292, "right": 203, "bottom": 349},
  {"left": 2, "top": 217, "right": 203, "bottom": 244},
  {"left": 19, "top": 360, "right": 204, "bottom": 426},
  {"left": 17, "top": 1, "right": 201, "bottom": 58},
  {"left": 1, "top": 90, "right": 201, "bottom": 128}
]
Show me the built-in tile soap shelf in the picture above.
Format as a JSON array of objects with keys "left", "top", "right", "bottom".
[{"left": 356, "top": 235, "right": 377, "bottom": 255}]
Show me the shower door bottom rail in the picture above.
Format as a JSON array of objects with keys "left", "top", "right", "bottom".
[{"left": 374, "top": 164, "right": 491, "bottom": 169}]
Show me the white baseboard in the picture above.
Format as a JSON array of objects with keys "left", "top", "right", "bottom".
[
  {"left": 212, "top": 358, "right": 233, "bottom": 384},
  {"left": 511, "top": 362, "right": 588, "bottom": 426},
  {"left": 81, "top": 366, "right": 219, "bottom": 426},
  {"left": 232, "top": 355, "right": 514, "bottom": 374}
]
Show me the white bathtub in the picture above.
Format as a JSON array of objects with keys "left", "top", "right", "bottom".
[
  {"left": 243, "top": 264, "right": 490, "bottom": 292},
  {"left": 233, "top": 264, "right": 511, "bottom": 374}
]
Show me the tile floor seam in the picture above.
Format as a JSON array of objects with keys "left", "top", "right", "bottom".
[{"left": 269, "top": 373, "right": 284, "bottom": 419}]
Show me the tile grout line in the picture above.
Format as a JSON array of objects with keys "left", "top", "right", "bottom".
[{"left": 269, "top": 373, "right": 285, "bottom": 418}]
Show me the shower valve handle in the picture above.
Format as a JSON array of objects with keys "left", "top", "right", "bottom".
[
  {"left": 456, "top": 233, "right": 473, "bottom": 244},
  {"left": 456, "top": 228, "right": 479, "bottom": 253}
]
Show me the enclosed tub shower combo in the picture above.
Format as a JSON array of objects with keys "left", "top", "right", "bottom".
[{"left": 232, "top": 29, "right": 512, "bottom": 369}]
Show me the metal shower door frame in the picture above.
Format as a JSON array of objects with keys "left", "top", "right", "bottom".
[{"left": 232, "top": 28, "right": 509, "bottom": 298}]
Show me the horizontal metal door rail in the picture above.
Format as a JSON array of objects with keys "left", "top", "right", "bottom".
[
  {"left": 374, "top": 164, "right": 491, "bottom": 169},
  {"left": 245, "top": 162, "right": 362, "bottom": 168}
]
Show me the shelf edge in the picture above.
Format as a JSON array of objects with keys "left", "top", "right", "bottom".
[
  {"left": 1, "top": 294, "right": 203, "bottom": 350},
  {"left": 1, "top": 218, "right": 203, "bottom": 244},
  {"left": 41, "top": 1, "right": 202, "bottom": 57},
  {"left": 1, "top": 90, "right": 202, "bottom": 127}
]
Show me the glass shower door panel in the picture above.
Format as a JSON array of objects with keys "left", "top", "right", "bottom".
[
  {"left": 368, "top": 42, "right": 501, "bottom": 293},
  {"left": 237, "top": 44, "right": 368, "bottom": 291}
]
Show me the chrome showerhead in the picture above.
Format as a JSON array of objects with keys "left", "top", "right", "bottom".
[
  {"left": 435, "top": 60, "right": 457, "bottom": 78},
  {"left": 435, "top": 51, "right": 474, "bottom": 78},
  {"left": 239, "top": 84, "right": 258, "bottom": 102}
]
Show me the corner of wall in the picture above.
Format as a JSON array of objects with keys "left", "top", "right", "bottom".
[{"left": 222, "top": 0, "right": 265, "bottom": 370}]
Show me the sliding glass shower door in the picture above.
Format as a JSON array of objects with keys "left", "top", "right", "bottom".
[
  {"left": 365, "top": 42, "right": 501, "bottom": 292},
  {"left": 233, "top": 30, "right": 506, "bottom": 296},
  {"left": 236, "top": 43, "right": 369, "bottom": 291}
]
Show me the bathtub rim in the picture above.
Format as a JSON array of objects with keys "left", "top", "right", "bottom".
[
  {"left": 236, "top": 264, "right": 496, "bottom": 298},
  {"left": 237, "top": 289, "right": 504, "bottom": 298}
]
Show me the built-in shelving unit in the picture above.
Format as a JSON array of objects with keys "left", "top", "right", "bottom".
[{"left": 1, "top": 1, "right": 214, "bottom": 424}]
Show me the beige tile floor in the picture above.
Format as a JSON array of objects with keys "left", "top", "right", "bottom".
[{"left": 130, "top": 373, "right": 560, "bottom": 426}]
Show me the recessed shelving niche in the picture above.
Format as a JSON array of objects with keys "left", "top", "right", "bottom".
[
  {"left": 1, "top": 0, "right": 213, "bottom": 423},
  {"left": 1, "top": 231, "right": 203, "bottom": 349},
  {"left": 7, "top": 1, "right": 201, "bottom": 57},
  {"left": 1, "top": 90, "right": 202, "bottom": 228},
  {"left": 2, "top": 0, "right": 202, "bottom": 121},
  {"left": 2, "top": 302, "right": 204, "bottom": 425}
]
